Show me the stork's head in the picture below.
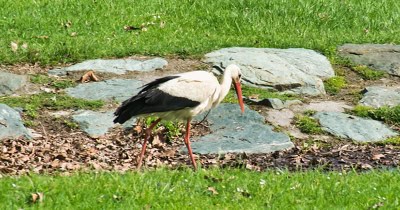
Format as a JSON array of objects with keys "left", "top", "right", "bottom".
[
  {"left": 226, "top": 64, "right": 245, "bottom": 113},
  {"left": 227, "top": 64, "right": 242, "bottom": 83}
]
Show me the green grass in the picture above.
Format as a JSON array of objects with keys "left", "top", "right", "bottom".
[
  {"left": 295, "top": 115, "right": 324, "bottom": 134},
  {"left": 30, "top": 74, "right": 77, "bottom": 89},
  {"left": 353, "top": 65, "right": 385, "bottom": 80},
  {"left": 1, "top": 0, "right": 399, "bottom": 64},
  {"left": 223, "top": 85, "right": 296, "bottom": 103},
  {"left": 377, "top": 136, "right": 400, "bottom": 146},
  {"left": 0, "top": 93, "right": 104, "bottom": 119},
  {"left": 324, "top": 76, "right": 346, "bottom": 95},
  {"left": 0, "top": 168, "right": 399, "bottom": 209},
  {"left": 352, "top": 105, "right": 400, "bottom": 125}
]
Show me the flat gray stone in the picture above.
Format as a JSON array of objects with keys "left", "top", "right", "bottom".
[
  {"left": 359, "top": 86, "right": 400, "bottom": 108},
  {"left": 265, "top": 109, "right": 295, "bottom": 127},
  {"left": 0, "top": 71, "right": 28, "bottom": 96},
  {"left": 283, "top": 99, "right": 303, "bottom": 108},
  {"left": 65, "top": 79, "right": 143, "bottom": 102},
  {"left": 205, "top": 47, "right": 334, "bottom": 95},
  {"left": 338, "top": 44, "right": 400, "bottom": 76},
  {"left": 314, "top": 112, "right": 397, "bottom": 142},
  {"left": 48, "top": 58, "right": 168, "bottom": 76},
  {"left": 0, "top": 104, "right": 32, "bottom": 140},
  {"left": 247, "top": 98, "right": 285, "bottom": 109},
  {"left": 72, "top": 110, "right": 136, "bottom": 138},
  {"left": 292, "top": 101, "right": 353, "bottom": 113},
  {"left": 184, "top": 104, "right": 294, "bottom": 154}
]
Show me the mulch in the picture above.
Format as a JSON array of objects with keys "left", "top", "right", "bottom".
[{"left": 1, "top": 121, "right": 399, "bottom": 175}]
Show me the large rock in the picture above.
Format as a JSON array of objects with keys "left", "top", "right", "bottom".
[
  {"left": 185, "top": 104, "right": 294, "bottom": 154},
  {"left": 48, "top": 58, "right": 168, "bottom": 76},
  {"left": 65, "top": 79, "right": 143, "bottom": 102},
  {"left": 292, "top": 101, "right": 353, "bottom": 113},
  {"left": 205, "top": 47, "right": 334, "bottom": 95},
  {"left": 265, "top": 109, "right": 295, "bottom": 127},
  {"left": 72, "top": 110, "right": 136, "bottom": 138},
  {"left": 359, "top": 86, "right": 400, "bottom": 108},
  {"left": 338, "top": 44, "right": 400, "bottom": 76},
  {"left": 0, "top": 104, "right": 32, "bottom": 140},
  {"left": 0, "top": 71, "right": 28, "bottom": 96},
  {"left": 314, "top": 112, "right": 397, "bottom": 142}
]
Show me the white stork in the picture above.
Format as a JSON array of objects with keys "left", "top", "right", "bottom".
[{"left": 113, "top": 64, "right": 244, "bottom": 170}]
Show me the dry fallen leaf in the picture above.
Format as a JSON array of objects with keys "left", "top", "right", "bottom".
[
  {"left": 124, "top": 25, "right": 141, "bottom": 31},
  {"left": 161, "top": 149, "right": 176, "bottom": 158},
  {"left": 70, "top": 32, "right": 77, "bottom": 37},
  {"left": 21, "top": 43, "right": 28, "bottom": 49},
  {"left": 36, "top": 35, "right": 49, "bottom": 39},
  {"left": 10, "top": 42, "right": 18, "bottom": 53},
  {"left": 160, "top": 21, "right": 166, "bottom": 28},
  {"left": 64, "top": 20, "right": 72, "bottom": 28},
  {"left": 151, "top": 135, "right": 163, "bottom": 148},
  {"left": 372, "top": 154, "right": 385, "bottom": 160},
  {"left": 207, "top": 186, "right": 218, "bottom": 195},
  {"left": 248, "top": 94, "right": 259, "bottom": 100},
  {"left": 361, "top": 163, "right": 373, "bottom": 169},
  {"left": 80, "top": 70, "right": 99, "bottom": 83},
  {"left": 134, "top": 125, "right": 143, "bottom": 134},
  {"left": 0, "top": 120, "right": 7, "bottom": 127},
  {"left": 31, "top": 192, "right": 44, "bottom": 203}
]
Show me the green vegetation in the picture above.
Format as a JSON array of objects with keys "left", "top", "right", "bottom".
[
  {"left": 145, "top": 117, "right": 182, "bottom": 141},
  {"left": 324, "top": 76, "right": 346, "bottom": 95},
  {"left": 377, "top": 136, "right": 400, "bottom": 146},
  {"left": 351, "top": 105, "right": 374, "bottom": 118},
  {"left": 0, "top": 93, "right": 104, "bottom": 119},
  {"left": 353, "top": 65, "right": 385, "bottom": 80},
  {"left": 223, "top": 85, "right": 296, "bottom": 103},
  {"left": 30, "top": 74, "right": 52, "bottom": 85},
  {"left": 1, "top": 168, "right": 400, "bottom": 209},
  {"left": 352, "top": 105, "right": 400, "bottom": 125},
  {"left": 63, "top": 119, "right": 80, "bottom": 129},
  {"left": 1, "top": 0, "right": 399, "bottom": 64},
  {"left": 295, "top": 115, "right": 323, "bottom": 134},
  {"left": 30, "top": 74, "right": 76, "bottom": 89}
]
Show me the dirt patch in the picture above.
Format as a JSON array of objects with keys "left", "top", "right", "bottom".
[{"left": 1, "top": 119, "right": 399, "bottom": 175}]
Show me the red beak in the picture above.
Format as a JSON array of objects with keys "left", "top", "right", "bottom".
[{"left": 233, "top": 82, "right": 245, "bottom": 113}]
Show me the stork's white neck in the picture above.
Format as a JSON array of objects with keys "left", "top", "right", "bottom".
[{"left": 217, "top": 68, "right": 233, "bottom": 104}]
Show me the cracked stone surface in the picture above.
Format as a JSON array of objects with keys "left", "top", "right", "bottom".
[
  {"left": 359, "top": 86, "right": 400, "bottom": 108},
  {"left": 0, "top": 104, "right": 32, "bottom": 140},
  {"left": 65, "top": 79, "right": 143, "bottom": 102},
  {"left": 184, "top": 104, "right": 294, "bottom": 154},
  {"left": 48, "top": 58, "right": 168, "bottom": 75},
  {"left": 205, "top": 47, "right": 334, "bottom": 95},
  {"left": 0, "top": 71, "right": 28, "bottom": 96},
  {"left": 314, "top": 112, "right": 398, "bottom": 142},
  {"left": 72, "top": 110, "right": 136, "bottom": 138},
  {"left": 338, "top": 44, "right": 400, "bottom": 76}
]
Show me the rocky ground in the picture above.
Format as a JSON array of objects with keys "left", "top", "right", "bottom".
[{"left": 1, "top": 45, "right": 400, "bottom": 175}]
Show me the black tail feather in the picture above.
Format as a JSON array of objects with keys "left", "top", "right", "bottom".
[{"left": 113, "top": 95, "right": 144, "bottom": 124}]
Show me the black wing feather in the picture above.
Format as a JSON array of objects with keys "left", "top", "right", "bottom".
[
  {"left": 139, "top": 76, "right": 180, "bottom": 94},
  {"left": 113, "top": 75, "right": 200, "bottom": 124}
]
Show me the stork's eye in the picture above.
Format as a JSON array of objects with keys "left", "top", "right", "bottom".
[{"left": 238, "top": 74, "right": 242, "bottom": 79}]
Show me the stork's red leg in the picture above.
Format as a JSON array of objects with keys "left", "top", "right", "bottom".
[
  {"left": 137, "top": 118, "right": 162, "bottom": 170},
  {"left": 184, "top": 119, "right": 197, "bottom": 170}
]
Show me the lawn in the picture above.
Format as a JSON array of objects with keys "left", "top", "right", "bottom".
[
  {"left": 1, "top": 168, "right": 399, "bottom": 209},
  {"left": 1, "top": 0, "right": 399, "bottom": 64},
  {"left": 1, "top": 0, "right": 400, "bottom": 209}
]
